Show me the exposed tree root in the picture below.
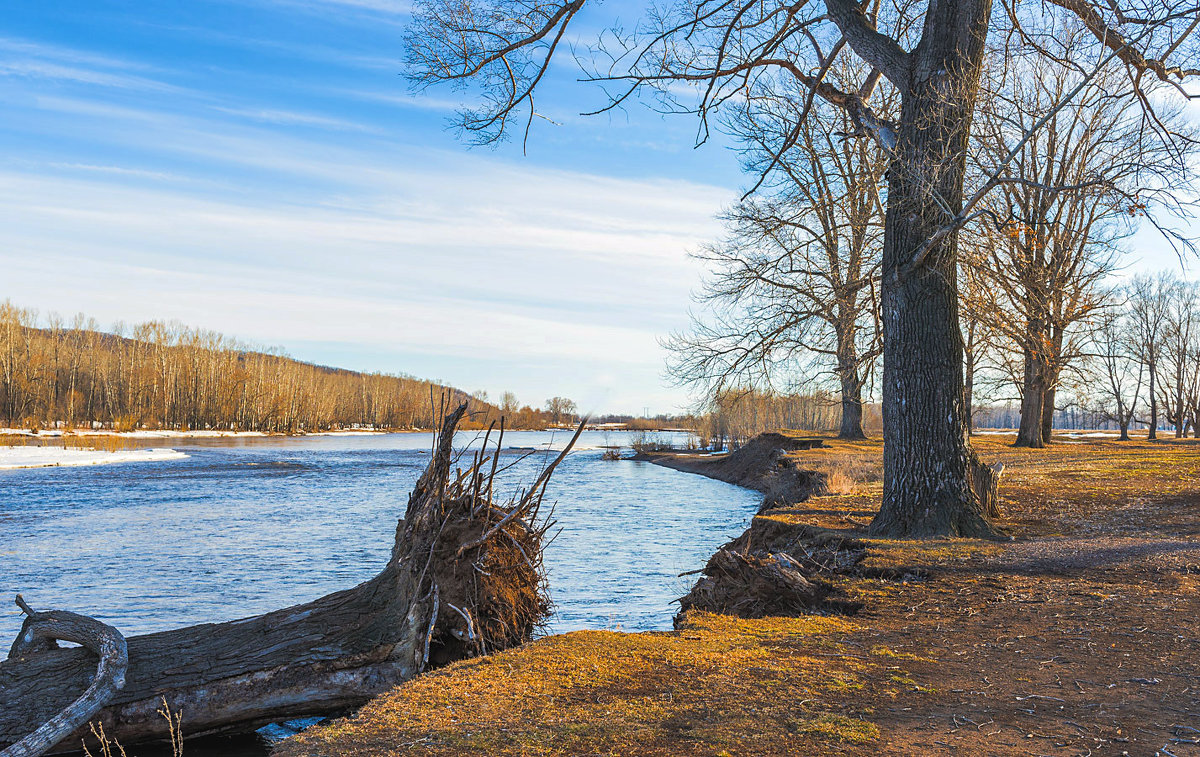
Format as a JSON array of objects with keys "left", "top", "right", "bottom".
[{"left": 1, "top": 404, "right": 573, "bottom": 756}]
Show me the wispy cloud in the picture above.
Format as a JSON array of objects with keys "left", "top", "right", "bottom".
[
  {"left": 248, "top": 0, "right": 413, "bottom": 22},
  {"left": 347, "top": 89, "right": 465, "bottom": 113},
  {"left": 0, "top": 138, "right": 729, "bottom": 408},
  {"left": 211, "top": 105, "right": 381, "bottom": 133},
  {"left": 0, "top": 37, "right": 162, "bottom": 72},
  {"left": 0, "top": 18, "right": 735, "bottom": 411},
  {"left": 47, "top": 162, "right": 189, "bottom": 182},
  {"left": 0, "top": 60, "right": 180, "bottom": 92}
]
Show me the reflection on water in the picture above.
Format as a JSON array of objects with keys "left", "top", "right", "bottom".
[{"left": 0, "top": 431, "right": 760, "bottom": 645}]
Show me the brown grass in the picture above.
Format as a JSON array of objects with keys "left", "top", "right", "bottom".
[
  {"left": 279, "top": 613, "right": 873, "bottom": 757},
  {"left": 62, "top": 435, "right": 138, "bottom": 452},
  {"left": 0, "top": 432, "right": 136, "bottom": 452},
  {"left": 275, "top": 435, "right": 1200, "bottom": 756}
]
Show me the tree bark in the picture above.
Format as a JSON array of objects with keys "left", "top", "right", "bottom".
[
  {"left": 1015, "top": 347, "right": 1046, "bottom": 448},
  {"left": 0, "top": 405, "right": 557, "bottom": 755},
  {"left": 837, "top": 369, "right": 867, "bottom": 440},
  {"left": 869, "top": 0, "right": 996, "bottom": 539},
  {"left": 1, "top": 603, "right": 128, "bottom": 757},
  {"left": 1148, "top": 366, "right": 1159, "bottom": 440},
  {"left": 1040, "top": 384, "right": 1056, "bottom": 444}
]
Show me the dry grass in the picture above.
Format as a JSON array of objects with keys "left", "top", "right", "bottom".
[
  {"left": 0, "top": 432, "right": 136, "bottom": 452},
  {"left": 82, "top": 698, "right": 184, "bottom": 757},
  {"left": 771, "top": 432, "right": 884, "bottom": 499},
  {"left": 63, "top": 435, "right": 138, "bottom": 452},
  {"left": 278, "top": 613, "right": 876, "bottom": 757},
  {"left": 277, "top": 435, "right": 1200, "bottom": 756}
]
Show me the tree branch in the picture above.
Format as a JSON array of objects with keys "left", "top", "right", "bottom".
[{"left": 823, "top": 0, "right": 911, "bottom": 91}]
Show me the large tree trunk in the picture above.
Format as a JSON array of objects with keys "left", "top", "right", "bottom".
[
  {"left": 1041, "top": 327, "right": 1064, "bottom": 444},
  {"left": 837, "top": 370, "right": 867, "bottom": 440},
  {"left": 833, "top": 324, "right": 867, "bottom": 440},
  {"left": 1117, "top": 397, "right": 1131, "bottom": 441},
  {"left": 1040, "top": 384, "right": 1056, "bottom": 444},
  {"left": 1015, "top": 347, "right": 1046, "bottom": 448},
  {"left": 1148, "top": 368, "right": 1159, "bottom": 440},
  {"left": 0, "top": 405, "right": 560, "bottom": 755},
  {"left": 869, "top": 0, "right": 996, "bottom": 539}
]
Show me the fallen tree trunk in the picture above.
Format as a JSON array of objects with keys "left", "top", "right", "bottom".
[
  {"left": 2, "top": 599, "right": 128, "bottom": 757},
  {"left": 0, "top": 404, "right": 569, "bottom": 755}
]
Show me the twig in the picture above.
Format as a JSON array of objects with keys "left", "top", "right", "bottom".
[
  {"left": 14, "top": 594, "right": 35, "bottom": 616},
  {"left": 444, "top": 602, "right": 477, "bottom": 642},
  {"left": 421, "top": 583, "right": 440, "bottom": 670},
  {"left": 456, "top": 419, "right": 586, "bottom": 557}
]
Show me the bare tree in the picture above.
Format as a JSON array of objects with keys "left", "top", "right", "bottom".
[
  {"left": 963, "top": 18, "right": 1196, "bottom": 448},
  {"left": 1157, "top": 279, "right": 1200, "bottom": 436},
  {"left": 1128, "top": 272, "right": 1180, "bottom": 439},
  {"left": 697, "top": 388, "right": 842, "bottom": 448},
  {"left": 405, "top": 0, "right": 1200, "bottom": 536},
  {"left": 500, "top": 390, "right": 521, "bottom": 416},
  {"left": 960, "top": 258, "right": 1002, "bottom": 433},
  {"left": 544, "top": 396, "right": 578, "bottom": 425},
  {"left": 667, "top": 94, "right": 886, "bottom": 439},
  {"left": 1089, "top": 305, "right": 1143, "bottom": 440},
  {"left": 0, "top": 305, "right": 584, "bottom": 433}
]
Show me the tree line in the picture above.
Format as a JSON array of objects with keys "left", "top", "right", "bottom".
[{"left": 0, "top": 303, "right": 572, "bottom": 433}]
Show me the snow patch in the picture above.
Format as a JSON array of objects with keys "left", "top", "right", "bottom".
[{"left": 0, "top": 446, "right": 189, "bottom": 470}]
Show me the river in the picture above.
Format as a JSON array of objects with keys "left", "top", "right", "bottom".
[{"left": 0, "top": 430, "right": 759, "bottom": 650}]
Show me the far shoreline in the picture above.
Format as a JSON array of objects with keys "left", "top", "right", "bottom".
[{"left": 0, "top": 424, "right": 694, "bottom": 440}]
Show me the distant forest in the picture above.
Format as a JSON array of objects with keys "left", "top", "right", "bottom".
[{"left": 0, "top": 302, "right": 566, "bottom": 433}]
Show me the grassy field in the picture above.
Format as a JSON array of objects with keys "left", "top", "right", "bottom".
[{"left": 277, "top": 434, "right": 1200, "bottom": 756}]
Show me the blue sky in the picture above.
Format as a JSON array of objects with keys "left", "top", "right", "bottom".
[
  {"left": 0, "top": 0, "right": 749, "bottom": 415},
  {"left": 0, "top": 1, "right": 1195, "bottom": 415}
]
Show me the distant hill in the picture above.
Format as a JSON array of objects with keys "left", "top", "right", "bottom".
[{"left": 0, "top": 302, "right": 517, "bottom": 433}]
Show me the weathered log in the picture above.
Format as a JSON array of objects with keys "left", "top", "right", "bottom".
[
  {"left": 0, "top": 405, "right": 569, "bottom": 754},
  {"left": 1, "top": 599, "right": 128, "bottom": 757}
]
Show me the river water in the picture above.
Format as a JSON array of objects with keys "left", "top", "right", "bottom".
[{"left": 0, "top": 430, "right": 760, "bottom": 647}]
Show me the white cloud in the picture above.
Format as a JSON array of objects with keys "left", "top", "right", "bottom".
[
  {"left": 0, "top": 31, "right": 731, "bottom": 412},
  {"left": 0, "top": 147, "right": 729, "bottom": 410},
  {"left": 0, "top": 60, "right": 180, "bottom": 92},
  {"left": 250, "top": 0, "right": 413, "bottom": 21},
  {"left": 211, "top": 106, "right": 383, "bottom": 133},
  {"left": 0, "top": 37, "right": 162, "bottom": 73}
]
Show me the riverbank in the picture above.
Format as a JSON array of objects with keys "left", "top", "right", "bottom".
[{"left": 277, "top": 434, "right": 1200, "bottom": 755}]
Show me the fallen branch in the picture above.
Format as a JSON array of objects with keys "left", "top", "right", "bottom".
[{"left": 1, "top": 598, "right": 128, "bottom": 757}]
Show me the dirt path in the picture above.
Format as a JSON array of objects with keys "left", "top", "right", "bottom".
[
  {"left": 854, "top": 533, "right": 1200, "bottom": 754},
  {"left": 779, "top": 438, "right": 1200, "bottom": 755}
]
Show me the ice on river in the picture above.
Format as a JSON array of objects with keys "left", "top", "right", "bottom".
[{"left": 0, "top": 445, "right": 188, "bottom": 470}]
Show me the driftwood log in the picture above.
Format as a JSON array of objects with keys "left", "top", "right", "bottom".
[
  {"left": 2, "top": 599, "right": 128, "bottom": 757},
  {"left": 0, "top": 404, "right": 570, "bottom": 755}
]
